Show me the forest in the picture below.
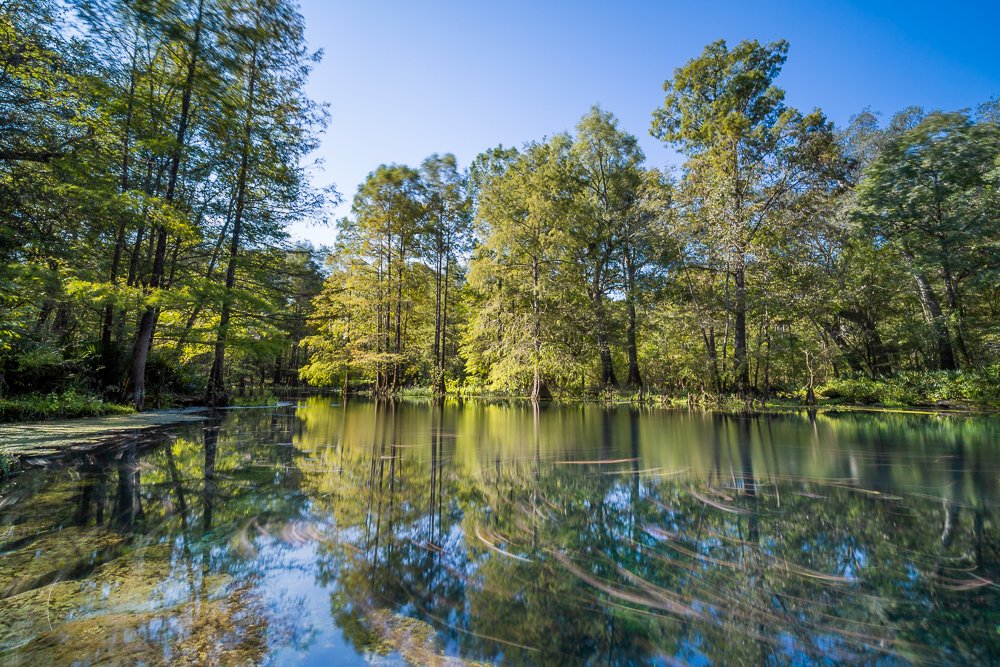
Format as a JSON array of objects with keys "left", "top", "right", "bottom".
[{"left": 2, "top": 0, "right": 999, "bottom": 416}]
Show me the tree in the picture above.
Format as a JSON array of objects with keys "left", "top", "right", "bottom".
[
  {"left": 205, "top": 0, "right": 324, "bottom": 406},
  {"left": 419, "top": 154, "right": 471, "bottom": 395},
  {"left": 570, "top": 106, "right": 646, "bottom": 389},
  {"left": 855, "top": 111, "right": 1000, "bottom": 370},
  {"left": 651, "top": 39, "right": 838, "bottom": 394},
  {"left": 128, "top": 0, "right": 211, "bottom": 410},
  {"left": 302, "top": 166, "right": 426, "bottom": 394},
  {"left": 464, "top": 139, "right": 585, "bottom": 400}
]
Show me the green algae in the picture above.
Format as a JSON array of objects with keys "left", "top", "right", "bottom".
[
  {"left": 0, "top": 485, "right": 77, "bottom": 548},
  {"left": 0, "top": 409, "right": 207, "bottom": 457}
]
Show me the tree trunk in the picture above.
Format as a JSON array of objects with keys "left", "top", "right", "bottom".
[
  {"left": 732, "top": 265, "right": 750, "bottom": 393},
  {"left": 624, "top": 249, "right": 642, "bottom": 389},
  {"left": 432, "top": 230, "right": 443, "bottom": 395},
  {"left": 392, "top": 233, "right": 404, "bottom": 392},
  {"left": 597, "top": 329, "right": 616, "bottom": 389},
  {"left": 530, "top": 257, "right": 550, "bottom": 401},
  {"left": 908, "top": 263, "right": 957, "bottom": 371},
  {"left": 439, "top": 252, "right": 451, "bottom": 395},
  {"left": 590, "top": 265, "right": 617, "bottom": 389},
  {"left": 100, "top": 46, "right": 140, "bottom": 387},
  {"left": 941, "top": 262, "right": 972, "bottom": 366}
]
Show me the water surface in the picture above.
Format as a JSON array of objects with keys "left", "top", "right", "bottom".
[{"left": 1, "top": 399, "right": 998, "bottom": 665}]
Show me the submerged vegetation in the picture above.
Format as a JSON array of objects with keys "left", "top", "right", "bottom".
[
  {"left": 0, "top": 401, "right": 997, "bottom": 664},
  {"left": 1, "top": 2, "right": 998, "bottom": 416}
]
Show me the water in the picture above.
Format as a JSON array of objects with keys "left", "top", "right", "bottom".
[{"left": 1, "top": 399, "right": 998, "bottom": 665}]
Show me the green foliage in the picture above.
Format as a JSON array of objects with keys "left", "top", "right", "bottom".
[
  {"left": 3, "top": 13, "right": 999, "bottom": 413},
  {"left": 0, "top": 0, "right": 327, "bottom": 409},
  {"left": 0, "top": 390, "right": 133, "bottom": 422},
  {"left": 650, "top": 39, "right": 842, "bottom": 394},
  {"left": 302, "top": 158, "right": 471, "bottom": 396},
  {"left": 855, "top": 110, "right": 1000, "bottom": 371},
  {"left": 817, "top": 368, "right": 1000, "bottom": 408}
]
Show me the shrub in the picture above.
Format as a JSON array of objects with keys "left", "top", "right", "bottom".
[
  {"left": 817, "top": 367, "right": 1000, "bottom": 409},
  {"left": 0, "top": 390, "right": 134, "bottom": 422}
]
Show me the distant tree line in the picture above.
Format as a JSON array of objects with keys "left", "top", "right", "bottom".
[
  {"left": 3, "top": 7, "right": 998, "bottom": 409},
  {"left": 1, "top": 0, "right": 328, "bottom": 409},
  {"left": 304, "top": 40, "right": 1000, "bottom": 401}
]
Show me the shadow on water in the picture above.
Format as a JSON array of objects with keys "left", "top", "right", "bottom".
[{"left": 0, "top": 399, "right": 998, "bottom": 665}]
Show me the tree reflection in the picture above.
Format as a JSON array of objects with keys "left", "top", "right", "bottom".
[
  {"left": 1, "top": 401, "right": 998, "bottom": 664},
  {"left": 291, "top": 401, "right": 1000, "bottom": 665},
  {"left": 0, "top": 408, "right": 316, "bottom": 663}
]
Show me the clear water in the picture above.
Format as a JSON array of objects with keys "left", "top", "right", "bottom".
[{"left": 1, "top": 399, "right": 998, "bottom": 665}]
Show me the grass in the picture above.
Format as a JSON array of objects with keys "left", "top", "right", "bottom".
[{"left": 0, "top": 390, "right": 134, "bottom": 423}]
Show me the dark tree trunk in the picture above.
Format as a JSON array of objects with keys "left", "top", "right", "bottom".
[
  {"left": 732, "top": 265, "right": 750, "bottom": 393},
  {"left": 623, "top": 242, "right": 642, "bottom": 389},
  {"left": 590, "top": 264, "right": 617, "bottom": 389},
  {"left": 597, "top": 329, "right": 617, "bottom": 389},
  {"left": 910, "top": 267, "right": 957, "bottom": 371},
  {"left": 530, "top": 257, "right": 549, "bottom": 401},
  {"left": 100, "top": 49, "right": 139, "bottom": 386},
  {"left": 432, "top": 228, "right": 444, "bottom": 395},
  {"left": 941, "top": 262, "right": 972, "bottom": 366}
]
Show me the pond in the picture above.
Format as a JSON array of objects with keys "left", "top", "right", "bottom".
[{"left": 0, "top": 399, "right": 998, "bottom": 665}]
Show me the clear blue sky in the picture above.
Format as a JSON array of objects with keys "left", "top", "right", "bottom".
[{"left": 288, "top": 0, "right": 1000, "bottom": 246}]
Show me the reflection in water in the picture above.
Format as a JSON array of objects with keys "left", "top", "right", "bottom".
[{"left": 0, "top": 399, "right": 998, "bottom": 665}]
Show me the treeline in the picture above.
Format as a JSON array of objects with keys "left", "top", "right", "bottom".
[
  {"left": 1, "top": 0, "right": 327, "bottom": 410},
  {"left": 304, "top": 40, "right": 1000, "bottom": 403}
]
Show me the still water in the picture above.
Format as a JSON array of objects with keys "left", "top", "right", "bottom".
[{"left": 1, "top": 399, "right": 998, "bottom": 665}]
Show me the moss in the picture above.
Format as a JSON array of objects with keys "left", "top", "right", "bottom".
[
  {"left": 0, "top": 486, "right": 78, "bottom": 548},
  {"left": 3, "top": 586, "right": 266, "bottom": 666}
]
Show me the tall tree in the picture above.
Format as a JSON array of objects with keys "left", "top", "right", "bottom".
[
  {"left": 570, "top": 107, "right": 659, "bottom": 389},
  {"left": 856, "top": 111, "right": 1000, "bottom": 370},
  {"left": 570, "top": 107, "right": 636, "bottom": 388},
  {"left": 465, "top": 139, "right": 584, "bottom": 400},
  {"left": 205, "top": 0, "right": 322, "bottom": 405},
  {"left": 129, "top": 0, "right": 210, "bottom": 410},
  {"left": 651, "top": 39, "right": 837, "bottom": 394},
  {"left": 419, "top": 154, "right": 471, "bottom": 395}
]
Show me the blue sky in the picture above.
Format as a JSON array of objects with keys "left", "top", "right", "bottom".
[{"left": 289, "top": 0, "right": 1000, "bottom": 246}]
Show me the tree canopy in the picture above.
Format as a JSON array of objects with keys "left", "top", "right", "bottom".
[{"left": 2, "top": 18, "right": 998, "bottom": 408}]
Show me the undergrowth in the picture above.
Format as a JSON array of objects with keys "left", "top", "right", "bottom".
[{"left": 0, "top": 390, "right": 134, "bottom": 422}]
